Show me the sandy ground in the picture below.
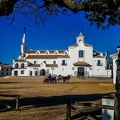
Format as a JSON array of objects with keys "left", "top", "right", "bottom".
[{"left": 0, "top": 77, "right": 115, "bottom": 120}]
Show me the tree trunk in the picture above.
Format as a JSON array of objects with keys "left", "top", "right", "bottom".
[{"left": 114, "top": 49, "right": 120, "bottom": 120}]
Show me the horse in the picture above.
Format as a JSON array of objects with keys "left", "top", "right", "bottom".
[
  {"left": 62, "top": 75, "right": 70, "bottom": 83},
  {"left": 55, "top": 75, "right": 63, "bottom": 83}
]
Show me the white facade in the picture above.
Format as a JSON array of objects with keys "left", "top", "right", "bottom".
[
  {"left": 110, "top": 48, "right": 119, "bottom": 84},
  {"left": 0, "top": 64, "right": 12, "bottom": 77},
  {"left": 12, "top": 32, "right": 112, "bottom": 77}
]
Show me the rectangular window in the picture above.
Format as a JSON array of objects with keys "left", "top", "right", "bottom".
[
  {"left": 97, "top": 60, "right": 101, "bottom": 66},
  {"left": 53, "top": 61, "right": 56, "bottom": 64},
  {"left": 34, "top": 61, "right": 37, "bottom": 64},
  {"left": 62, "top": 60, "right": 65, "bottom": 65},
  {"left": 2, "top": 68, "right": 4, "bottom": 71},
  {"left": 78, "top": 50, "right": 84, "bottom": 57},
  {"left": 21, "top": 70, "right": 24, "bottom": 74},
  {"left": 107, "top": 64, "right": 110, "bottom": 69}
]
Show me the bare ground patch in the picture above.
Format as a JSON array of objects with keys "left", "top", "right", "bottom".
[{"left": 0, "top": 77, "right": 114, "bottom": 120}]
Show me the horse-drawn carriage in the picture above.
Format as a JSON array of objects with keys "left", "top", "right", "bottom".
[
  {"left": 43, "top": 76, "right": 56, "bottom": 83},
  {"left": 43, "top": 75, "right": 70, "bottom": 83}
]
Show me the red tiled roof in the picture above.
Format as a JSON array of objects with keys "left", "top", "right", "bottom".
[
  {"left": 0, "top": 64, "right": 11, "bottom": 68},
  {"left": 26, "top": 50, "right": 37, "bottom": 53},
  {"left": 26, "top": 50, "right": 66, "bottom": 54},
  {"left": 58, "top": 50, "right": 65, "bottom": 53},
  {"left": 28, "top": 64, "right": 40, "bottom": 67},
  {"left": 70, "top": 44, "right": 78, "bottom": 47},
  {"left": 40, "top": 50, "right": 47, "bottom": 53},
  {"left": 26, "top": 55, "right": 69, "bottom": 59},
  {"left": 93, "top": 56, "right": 105, "bottom": 58},
  {"left": 70, "top": 43, "right": 91, "bottom": 47},
  {"left": 84, "top": 43, "right": 91, "bottom": 47},
  {"left": 58, "top": 55, "right": 70, "bottom": 58},
  {"left": 15, "top": 59, "right": 26, "bottom": 62}
]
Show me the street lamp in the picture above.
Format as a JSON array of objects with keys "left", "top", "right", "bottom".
[{"left": 51, "top": 67, "right": 54, "bottom": 75}]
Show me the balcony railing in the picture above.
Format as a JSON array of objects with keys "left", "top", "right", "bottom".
[
  {"left": 96, "top": 63, "right": 103, "bottom": 66},
  {"left": 61, "top": 63, "right": 67, "bottom": 66}
]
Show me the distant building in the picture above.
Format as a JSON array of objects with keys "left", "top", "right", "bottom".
[
  {"left": 0, "top": 64, "right": 12, "bottom": 77},
  {"left": 11, "top": 31, "right": 112, "bottom": 77}
]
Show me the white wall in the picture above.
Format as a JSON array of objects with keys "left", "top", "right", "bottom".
[
  {"left": 110, "top": 53, "right": 117, "bottom": 84},
  {"left": 113, "top": 59, "right": 117, "bottom": 84}
]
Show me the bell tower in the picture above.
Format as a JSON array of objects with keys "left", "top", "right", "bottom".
[
  {"left": 76, "top": 32, "right": 85, "bottom": 44},
  {"left": 20, "top": 27, "right": 27, "bottom": 59}
]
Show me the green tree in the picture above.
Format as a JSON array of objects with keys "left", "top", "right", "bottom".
[
  {"left": 0, "top": 0, "right": 120, "bottom": 28},
  {"left": 0, "top": 0, "right": 120, "bottom": 119}
]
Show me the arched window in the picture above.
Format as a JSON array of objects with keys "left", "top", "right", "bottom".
[
  {"left": 15, "top": 63, "right": 19, "bottom": 68},
  {"left": 36, "top": 50, "right": 40, "bottom": 54},
  {"left": 45, "top": 50, "right": 49, "bottom": 54},
  {"left": 64, "top": 51, "right": 68, "bottom": 54},
  {"left": 54, "top": 50, "right": 58, "bottom": 54},
  {"left": 40, "top": 69, "right": 46, "bottom": 76},
  {"left": 21, "top": 63, "right": 24, "bottom": 68}
]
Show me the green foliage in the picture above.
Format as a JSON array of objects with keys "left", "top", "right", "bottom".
[
  {"left": 1, "top": 0, "right": 120, "bottom": 29},
  {"left": 0, "top": 104, "right": 15, "bottom": 112}
]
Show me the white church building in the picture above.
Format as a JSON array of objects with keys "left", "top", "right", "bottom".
[{"left": 11, "top": 31, "right": 112, "bottom": 77}]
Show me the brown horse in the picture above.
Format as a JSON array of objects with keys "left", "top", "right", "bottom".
[{"left": 55, "top": 75, "right": 63, "bottom": 83}]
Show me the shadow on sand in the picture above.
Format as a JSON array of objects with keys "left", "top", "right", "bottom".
[{"left": 1, "top": 92, "right": 114, "bottom": 119}]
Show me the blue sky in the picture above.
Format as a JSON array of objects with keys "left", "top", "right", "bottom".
[{"left": 0, "top": 11, "right": 120, "bottom": 65}]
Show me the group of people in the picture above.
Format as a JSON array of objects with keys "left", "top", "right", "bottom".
[{"left": 46, "top": 73, "right": 52, "bottom": 80}]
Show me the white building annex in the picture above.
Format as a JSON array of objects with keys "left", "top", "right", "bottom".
[
  {"left": 12, "top": 31, "right": 112, "bottom": 77},
  {"left": 0, "top": 64, "right": 12, "bottom": 77},
  {"left": 110, "top": 47, "right": 120, "bottom": 84}
]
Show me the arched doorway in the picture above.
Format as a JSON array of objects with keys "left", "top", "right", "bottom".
[
  {"left": 29, "top": 71, "right": 33, "bottom": 76},
  {"left": 40, "top": 69, "right": 46, "bottom": 76},
  {"left": 14, "top": 71, "right": 18, "bottom": 76}
]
